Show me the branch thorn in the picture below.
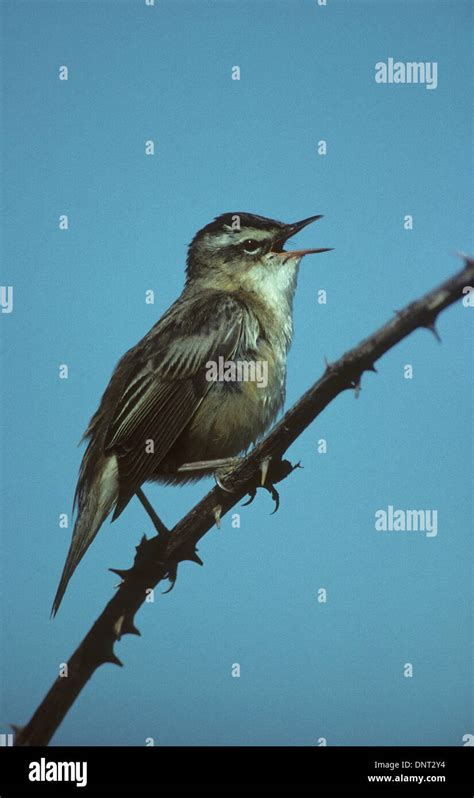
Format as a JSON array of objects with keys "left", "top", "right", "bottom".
[
  {"left": 109, "top": 567, "right": 131, "bottom": 580},
  {"left": 104, "top": 652, "right": 123, "bottom": 668},
  {"left": 186, "top": 550, "right": 204, "bottom": 566},
  {"left": 425, "top": 321, "right": 441, "bottom": 343},
  {"left": 212, "top": 504, "right": 222, "bottom": 529},
  {"left": 324, "top": 355, "right": 335, "bottom": 374},
  {"left": 351, "top": 375, "right": 362, "bottom": 398},
  {"left": 121, "top": 616, "right": 141, "bottom": 636},
  {"left": 260, "top": 455, "right": 272, "bottom": 486}
]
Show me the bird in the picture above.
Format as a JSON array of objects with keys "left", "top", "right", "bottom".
[{"left": 51, "top": 212, "right": 332, "bottom": 615}]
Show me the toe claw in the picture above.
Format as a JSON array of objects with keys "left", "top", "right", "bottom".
[
  {"left": 215, "top": 471, "right": 234, "bottom": 493},
  {"left": 269, "top": 486, "right": 280, "bottom": 514}
]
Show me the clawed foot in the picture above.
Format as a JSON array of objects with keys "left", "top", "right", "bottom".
[
  {"left": 242, "top": 457, "right": 302, "bottom": 514},
  {"left": 214, "top": 458, "right": 242, "bottom": 492}
]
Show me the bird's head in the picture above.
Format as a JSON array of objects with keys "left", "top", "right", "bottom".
[{"left": 185, "top": 212, "right": 332, "bottom": 295}]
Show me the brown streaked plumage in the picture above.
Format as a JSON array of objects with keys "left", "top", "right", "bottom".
[{"left": 52, "top": 212, "right": 331, "bottom": 615}]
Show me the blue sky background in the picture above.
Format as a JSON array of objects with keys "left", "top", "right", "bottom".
[{"left": 1, "top": 0, "right": 472, "bottom": 746}]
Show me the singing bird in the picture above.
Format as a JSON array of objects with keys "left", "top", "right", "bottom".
[{"left": 52, "top": 212, "right": 331, "bottom": 614}]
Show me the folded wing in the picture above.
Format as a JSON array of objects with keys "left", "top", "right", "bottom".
[{"left": 104, "top": 292, "right": 245, "bottom": 518}]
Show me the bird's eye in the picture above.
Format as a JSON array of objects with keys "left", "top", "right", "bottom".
[{"left": 242, "top": 239, "right": 261, "bottom": 254}]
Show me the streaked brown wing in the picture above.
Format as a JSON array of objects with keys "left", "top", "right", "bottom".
[{"left": 104, "top": 293, "right": 244, "bottom": 518}]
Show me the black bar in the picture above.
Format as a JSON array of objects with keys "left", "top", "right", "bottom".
[{"left": 0, "top": 745, "right": 472, "bottom": 795}]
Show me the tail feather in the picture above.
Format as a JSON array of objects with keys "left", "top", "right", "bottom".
[{"left": 51, "top": 455, "right": 118, "bottom": 616}]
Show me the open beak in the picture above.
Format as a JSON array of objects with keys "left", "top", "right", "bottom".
[{"left": 272, "top": 214, "right": 333, "bottom": 257}]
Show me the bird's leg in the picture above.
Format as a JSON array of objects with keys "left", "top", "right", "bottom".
[
  {"left": 135, "top": 490, "right": 204, "bottom": 595},
  {"left": 176, "top": 457, "right": 242, "bottom": 474},
  {"left": 136, "top": 489, "right": 177, "bottom": 594},
  {"left": 176, "top": 456, "right": 243, "bottom": 493},
  {"left": 136, "top": 488, "right": 170, "bottom": 537}
]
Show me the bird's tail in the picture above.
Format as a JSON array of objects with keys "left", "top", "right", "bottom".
[{"left": 51, "top": 453, "right": 119, "bottom": 616}]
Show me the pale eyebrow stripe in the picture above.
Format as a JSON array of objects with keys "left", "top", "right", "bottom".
[{"left": 211, "top": 228, "right": 273, "bottom": 247}]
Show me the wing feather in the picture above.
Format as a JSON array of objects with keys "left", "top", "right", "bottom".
[{"left": 104, "top": 293, "right": 245, "bottom": 518}]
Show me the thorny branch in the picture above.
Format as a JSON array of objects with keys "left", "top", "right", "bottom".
[{"left": 14, "top": 257, "right": 473, "bottom": 746}]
